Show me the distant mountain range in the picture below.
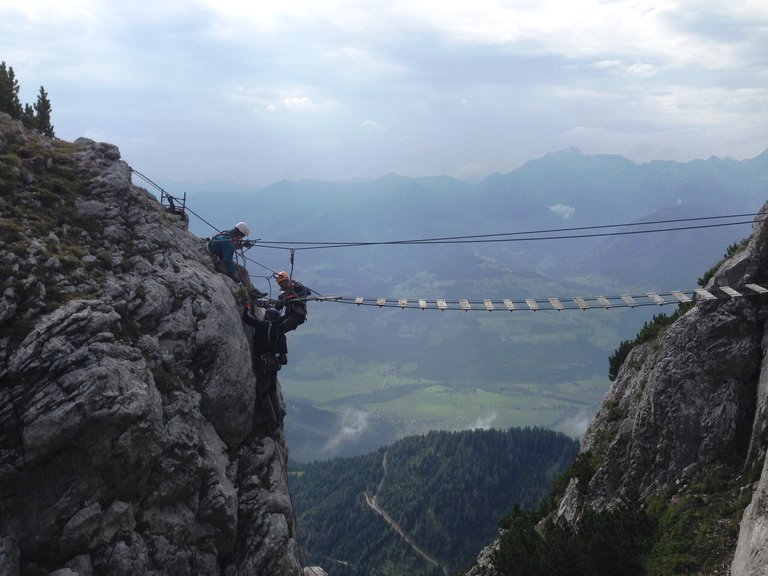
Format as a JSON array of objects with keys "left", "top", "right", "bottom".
[{"left": 165, "top": 147, "right": 768, "bottom": 461}]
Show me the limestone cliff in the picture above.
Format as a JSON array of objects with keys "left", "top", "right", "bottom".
[
  {"left": 560, "top": 201, "right": 768, "bottom": 573},
  {"left": 0, "top": 115, "right": 301, "bottom": 575},
  {"left": 467, "top": 201, "right": 768, "bottom": 574}
]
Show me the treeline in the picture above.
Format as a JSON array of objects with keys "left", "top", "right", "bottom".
[
  {"left": 289, "top": 427, "right": 579, "bottom": 576},
  {"left": 0, "top": 62, "right": 54, "bottom": 137}
]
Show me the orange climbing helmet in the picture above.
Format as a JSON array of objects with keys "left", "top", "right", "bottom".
[{"left": 274, "top": 271, "right": 290, "bottom": 285}]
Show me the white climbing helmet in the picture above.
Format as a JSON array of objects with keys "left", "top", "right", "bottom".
[{"left": 235, "top": 222, "right": 250, "bottom": 237}]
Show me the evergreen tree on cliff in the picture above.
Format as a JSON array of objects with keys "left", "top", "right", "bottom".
[
  {"left": 32, "top": 86, "right": 54, "bottom": 137},
  {"left": 0, "top": 63, "right": 55, "bottom": 137},
  {"left": 0, "top": 61, "right": 23, "bottom": 118}
]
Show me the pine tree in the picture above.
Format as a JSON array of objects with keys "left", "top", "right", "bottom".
[
  {"left": 34, "top": 86, "right": 55, "bottom": 137},
  {"left": 21, "top": 103, "right": 36, "bottom": 129},
  {"left": 0, "top": 61, "right": 23, "bottom": 118}
]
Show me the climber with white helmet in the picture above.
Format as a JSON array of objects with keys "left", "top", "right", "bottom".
[{"left": 207, "top": 222, "right": 267, "bottom": 298}]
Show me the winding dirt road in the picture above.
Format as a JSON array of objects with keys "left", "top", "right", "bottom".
[{"left": 363, "top": 452, "right": 446, "bottom": 575}]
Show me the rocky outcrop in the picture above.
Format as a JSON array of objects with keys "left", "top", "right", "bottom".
[
  {"left": 558, "top": 202, "right": 768, "bottom": 571},
  {"left": 466, "top": 203, "right": 768, "bottom": 575},
  {"left": 0, "top": 116, "right": 301, "bottom": 574}
]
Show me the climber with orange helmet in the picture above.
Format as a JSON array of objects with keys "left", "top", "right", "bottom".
[{"left": 272, "top": 271, "right": 311, "bottom": 333}]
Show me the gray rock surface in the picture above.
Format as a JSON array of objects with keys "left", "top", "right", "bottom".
[
  {"left": 0, "top": 117, "right": 302, "bottom": 574},
  {"left": 562, "top": 203, "right": 768, "bottom": 570}
]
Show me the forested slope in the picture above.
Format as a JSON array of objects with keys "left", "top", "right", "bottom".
[{"left": 290, "top": 427, "right": 578, "bottom": 575}]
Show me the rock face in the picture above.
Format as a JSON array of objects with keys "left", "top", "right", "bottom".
[
  {"left": 558, "top": 201, "right": 768, "bottom": 572},
  {"left": 0, "top": 116, "right": 301, "bottom": 575}
]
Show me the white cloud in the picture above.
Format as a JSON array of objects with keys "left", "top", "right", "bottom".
[
  {"left": 283, "top": 96, "right": 313, "bottom": 110},
  {"left": 470, "top": 411, "right": 498, "bottom": 430},
  {"left": 1, "top": 0, "right": 765, "bottom": 184},
  {"left": 360, "top": 119, "right": 383, "bottom": 131},
  {"left": 550, "top": 204, "right": 576, "bottom": 220},
  {"left": 323, "top": 410, "right": 370, "bottom": 452},
  {"left": 559, "top": 411, "right": 592, "bottom": 437}
]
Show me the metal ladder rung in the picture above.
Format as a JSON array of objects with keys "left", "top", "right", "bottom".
[
  {"left": 573, "top": 297, "right": 589, "bottom": 310},
  {"left": 671, "top": 291, "right": 691, "bottom": 303},
  {"left": 746, "top": 283, "right": 768, "bottom": 294},
  {"left": 695, "top": 288, "right": 717, "bottom": 300},
  {"left": 620, "top": 295, "right": 638, "bottom": 308},
  {"left": 549, "top": 298, "right": 564, "bottom": 311},
  {"left": 647, "top": 292, "right": 666, "bottom": 305},
  {"left": 597, "top": 296, "right": 612, "bottom": 309},
  {"left": 525, "top": 299, "right": 540, "bottom": 311}
]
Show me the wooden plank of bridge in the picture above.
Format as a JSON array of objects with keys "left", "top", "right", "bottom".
[
  {"left": 503, "top": 299, "right": 516, "bottom": 311},
  {"left": 647, "top": 292, "right": 666, "bottom": 305},
  {"left": 549, "top": 298, "right": 564, "bottom": 311},
  {"left": 484, "top": 299, "right": 495, "bottom": 311},
  {"left": 747, "top": 283, "right": 768, "bottom": 294},
  {"left": 695, "top": 288, "right": 717, "bottom": 300},
  {"left": 671, "top": 290, "right": 691, "bottom": 303},
  {"left": 419, "top": 299, "right": 428, "bottom": 309},
  {"left": 525, "top": 298, "right": 540, "bottom": 311},
  {"left": 399, "top": 298, "right": 408, "bottom": 309},
  {"left": 355, "top": 297, "right": 364, "bottom": 305},
  {"left": 720, "top": 286, "right": 742, "bottom": 297},
  {"left": 376, "top": 298, "right": 387, "bottom": 307},
  {"left": 437, "top": 299, "right": 448, "bottom": 310},
  {"left": 620, "top": 294, "right": 638, "bottom": 307},
  {"left": 459, "top": 299, "right": 471, "bottom": 311},
  {"left": 573, "top": 297, "right": 589, "bottom": 310},
  {"left": 597, "top": 296, "right": 612, "bottom": 309}
]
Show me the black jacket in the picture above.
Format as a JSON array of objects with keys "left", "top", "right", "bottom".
[{"left": 242, "top": 310, "right": 287, "bottom": 355}]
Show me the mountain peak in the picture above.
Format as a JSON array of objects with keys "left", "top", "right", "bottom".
[{"left": 545, "top": 146, "right": 584, "bottom": 159}]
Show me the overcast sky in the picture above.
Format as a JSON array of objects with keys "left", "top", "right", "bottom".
[{"left": 2, "top": 0, "right": 767, "bottom": 187}]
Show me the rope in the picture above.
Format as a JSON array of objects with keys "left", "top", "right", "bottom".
[
  {"left": 256, "top": 212, "right": 761, "bottom": 247},
  {"left": 254, "top": 217, "right": 761, "bottom": 251},
  {"left": 131, "top": 168, "right": 223, "bottom": 234}
]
